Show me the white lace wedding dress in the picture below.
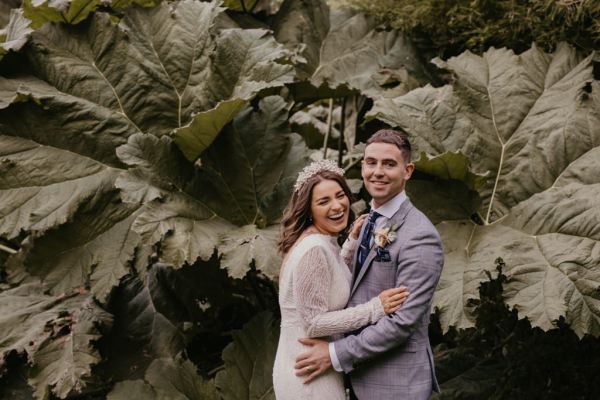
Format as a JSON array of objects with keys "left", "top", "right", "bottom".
[{"left": 273, "top": 233, "right": 385, "bottom": 400}]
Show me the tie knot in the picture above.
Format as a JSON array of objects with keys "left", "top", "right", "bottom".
[{"left": 369, "top": 211, "right": 381, "bottom": 223}]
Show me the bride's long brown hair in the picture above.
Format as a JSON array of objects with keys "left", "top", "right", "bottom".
[{"left": 278, "top": 170, "right": 355, "bottom": 255}]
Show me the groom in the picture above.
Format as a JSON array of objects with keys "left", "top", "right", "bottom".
[{"left": 295, "top": 129, "right": 444, "bottom": 399}]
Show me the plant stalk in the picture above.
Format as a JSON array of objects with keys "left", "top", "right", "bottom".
[
  {"left": 0, "top": 243, "right": 17, "bottom": 254},
  {"left": 249, "top": 0, "right": 259, "bottom": 13},
  {"left": 338, "top": 97, "right": 347, "bottom": 167},
  {"left": 344, "top": 156, "right": 362, "bottom": 172},
  {"left": 323, "top": 98, "right": 334, "bottom": 159}
]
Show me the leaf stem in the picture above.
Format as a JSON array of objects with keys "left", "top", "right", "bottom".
[
  {"left": 249, "top": 0, "right": 259, "bottom": 13},
  {"left": 207, "top": 365, "right": 225, "bottom": 376},
  {"left": 338, "top": 97, "right": 346, "bottom": 167},
  {"left": 0, "top": 243, "right": 17, "bottom": 254},
  {"left": 344, "top": 156, "right": 362, "bottom": 172},
  {"left": 323, "top": 98, "right": 334, "bottom": 159},
  {"left": 485, "top": 87, "right": 505, "bottom": 224}
]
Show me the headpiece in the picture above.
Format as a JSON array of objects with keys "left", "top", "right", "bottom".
[{"left": 293, "top": 159, "right": 345, "bottom": 192}]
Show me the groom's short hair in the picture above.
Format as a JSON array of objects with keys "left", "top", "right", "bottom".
[{"left": 366, "top": 129, "right": 411, "bottom": 163}]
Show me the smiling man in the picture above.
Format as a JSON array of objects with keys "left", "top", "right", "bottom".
[{"left": 294, "top": 129, "right": 444, "bottom": 400}]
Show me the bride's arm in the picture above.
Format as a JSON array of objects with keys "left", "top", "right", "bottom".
[
  {"left": 294, "top": 246, "right": 386, "bottom": 338},
  {"left": 340, "top": 213, "right": 368, "bottom": 268}
]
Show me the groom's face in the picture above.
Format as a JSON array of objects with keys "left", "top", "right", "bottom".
[{"left": 362, "top": 142, "right": 414, "bottom": 208}]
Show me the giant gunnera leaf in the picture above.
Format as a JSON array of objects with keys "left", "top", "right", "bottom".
[
  {"left": 0, "top": 0, "right": 296, "bottom": 300},
  {"left": 0, "top": 0, "right": 295, "bottom": 160},
  {"left": 107, "top": 357, "right": 219, "bottom": 400},
  {"left": 22, "top": 0, "right": 103, "bottom": 29},
  {"left": 117, "top": 96, "right": 310, "bottom": 279},
  {"left": 0, "top": 134, "right": 142, "bottom": 303},
  {"left": 101, "top": 270, "right": 188, "bottom": 382},
  {"left": 0, "top": 0, "right": 21, "bottom": 28},
  {"left": 215, "top": 312, "right": 279, "bottom": 400},
  {"left": 1, "top": 0, "right": 159, "bottom": 59},
  {"left": 369, "top": 43, "right": 600, "bottom": 336},
  {"left": 0, "top": 9, "right": 32, "bottom": 59},
  {"left": 0, "top": 284, "right": 112, "bottom": 399},
  {"left": 271, "top": 0, "right": 433, "bottom": 100},
  {"left": 21, "top": 0, "right": 166, "bottom": 30},
  {"left": 406, "top": 151, "right": 486, "bottom": 226}
]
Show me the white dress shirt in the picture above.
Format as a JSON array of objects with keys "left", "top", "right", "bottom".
[{"left": 329, "top": 190, "right": 408, "bottom": 372}]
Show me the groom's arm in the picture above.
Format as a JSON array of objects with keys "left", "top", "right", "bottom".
[{"left": 333, "top": 227, "right": 443, "bottom": 373}]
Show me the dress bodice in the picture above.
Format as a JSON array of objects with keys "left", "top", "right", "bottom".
[
  {"left": 273, "top": 233, "right": 385, "bottom": 399},
  {"left": 278, "top": 234, "right": 353, "bottom": 336}
]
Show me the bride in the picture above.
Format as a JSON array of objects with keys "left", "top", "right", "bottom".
[{"left": 273, "top": 160, "right": 408, "bottom": 399}]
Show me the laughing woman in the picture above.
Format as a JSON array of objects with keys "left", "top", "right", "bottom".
[{"left": 273, "top": 160, "right": 408, "bottom": 400}]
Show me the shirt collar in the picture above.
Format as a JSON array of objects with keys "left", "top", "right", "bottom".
[{"left": 370, "top": 191, "right": 407, "bottom": 219}]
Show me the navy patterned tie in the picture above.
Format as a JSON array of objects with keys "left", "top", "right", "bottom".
[{"left": 356, "top": 211, "right": 381, "bottom": 274}]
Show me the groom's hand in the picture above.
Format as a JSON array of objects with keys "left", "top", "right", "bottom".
[{"left": 294, "top": 338, "right": 331, "bottom": 384}]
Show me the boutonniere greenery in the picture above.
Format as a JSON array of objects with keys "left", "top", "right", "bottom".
[{"left": 373, "top": 224, "right": 398, "bottom": 248}]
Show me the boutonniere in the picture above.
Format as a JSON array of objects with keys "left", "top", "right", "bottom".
[{"left": 373, "top": 224, "right": 398, "bottom": 249}]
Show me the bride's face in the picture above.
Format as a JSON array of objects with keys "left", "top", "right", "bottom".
[{"left": 310, "top": 179, "right": 350, "bottom": 235}]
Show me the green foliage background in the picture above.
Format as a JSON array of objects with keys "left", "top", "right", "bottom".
[
  {"left": 0, "top": 0, "right": 599, "bottom": 399},
  {"left": 431, "top": 259, "right": 600, "bottom": 399},
  {"left": 335, "top": 0, "right": 600, "bottom": 58}
]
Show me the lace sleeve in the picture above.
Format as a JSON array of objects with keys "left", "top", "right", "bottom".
[
  {"left": 293, "top": 246, "right": 385, "bottom": 338},
  {"left": 340, "top": 237, "right": 359, "bottom": 268}
]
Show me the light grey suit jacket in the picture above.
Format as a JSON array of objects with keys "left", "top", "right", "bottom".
[{"left": 334, "top": 199, "right": 444, "bottom": 400}]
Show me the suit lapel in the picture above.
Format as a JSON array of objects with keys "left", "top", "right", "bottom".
[
  {"left": 350, "top": 199, "right": 414, "bottom": 297},
  {"left": 351, "top": 246, "right": 377, "bottom": 294}
]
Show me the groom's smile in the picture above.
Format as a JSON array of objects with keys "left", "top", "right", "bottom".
[{"left": 370, "top": 180, "right": 389, "bottom": 187}]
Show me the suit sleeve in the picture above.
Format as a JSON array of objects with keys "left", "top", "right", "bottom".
[
  {"left": 294, "top": 246, "right": 385, "bottom": 338},
  {"left": 332, "top": 227, "right": 444, "bottom": 372}
]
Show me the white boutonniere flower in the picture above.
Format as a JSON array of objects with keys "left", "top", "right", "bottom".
[{"left": 373, "top": 224, "right": 398, "bottom": 248}]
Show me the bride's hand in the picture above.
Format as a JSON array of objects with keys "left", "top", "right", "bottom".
[
  {"left": 349, "top": 213, "right": 368, "bottom": 240},
  {"left": 378, "top": 286, "right": 408, "bottom": 315}
]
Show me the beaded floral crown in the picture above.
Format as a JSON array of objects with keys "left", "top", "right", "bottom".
[{"left": 293, "top": 159, "right": 345, "bottom": 193}]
